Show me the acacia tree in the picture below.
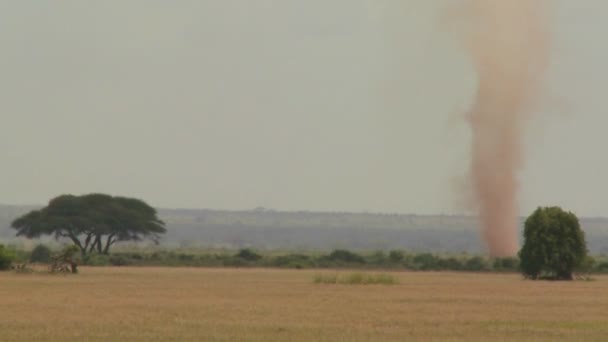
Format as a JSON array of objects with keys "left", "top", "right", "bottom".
[
  {"left": 11, "top": 194, "right": 166, "bottom": 257},
  {"left": 519, "top": 207, "right": 587, "bottom": 280}
]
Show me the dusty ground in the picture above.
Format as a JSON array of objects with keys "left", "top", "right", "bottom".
[{"left": 1, "top": 267, "right": 607, "bottom": 341}]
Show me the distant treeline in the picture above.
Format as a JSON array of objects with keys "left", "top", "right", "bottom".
[{"left": 2, "top": 206, "right": 608, "bottom": 254}]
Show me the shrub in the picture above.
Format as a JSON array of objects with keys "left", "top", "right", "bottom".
[
  {"left": 178, "top": 253, "right": 195, "bottom": 262},
  {"left": 437, "top": 257, "right": 463, "bottom": 271},
  {"left": 327, "top": 249, "right": 365, "bottom": 264},
  {"left": 109, "top": 255, "right": 132, "bottom": 266},
  {"left": 492, "top": 257, "right": 519, "bottom": 271},
  {"left": 235, "top": 248, "right": 262, "bottom": 261},
  {"left": 197, "top": 254, "right": 226, "bottom": 267},
  {"left": 596, "top": 261, "right": 608, "bottom": 273},
  {"left": 272, "top": 254, "right": 312, "bottom": 269},
  {"left": 463, "top": 256, "right": 488, "bottom": 271},
  {"left": 576, "top": 256, "right": 596, "bottom": 274},
  {"left": 411, "top": 253, "right": 439, "bottom": 270},
  {"left": 84, "top": 254, "right": 111, "bottom": 266},
  {"left": 125, "top": 253, "right": 144, "bottom": 260},
  {"left": 0, "top": 244, "right": 15, "bottom": 271},
  {"left": 30, "top": 244, "right": 53, "bottom": 264},
  {"left": 49, "top": 245, "right": 80, "bottom": 274},
  {"left": 223, "top": 257, "right": 251, "bottom": 267},
  {"left": 367, "top": 251, "right": 387, "bottom": 265},
  {"left": 388, "top": 250, "right": 405, "bottom": 263}
]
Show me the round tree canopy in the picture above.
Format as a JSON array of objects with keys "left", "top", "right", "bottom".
[{"left": 519, "top": 207, "right": 587, "bottom": 280}]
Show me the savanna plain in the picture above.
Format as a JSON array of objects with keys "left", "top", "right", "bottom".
[{"left": 1, "top": 267, "right": 607, "bottom": 341}]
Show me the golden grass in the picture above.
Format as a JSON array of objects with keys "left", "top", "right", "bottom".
[
  {"left": 1, "top": 267, "right": 608, "bottom": 341},
  {"left": 314, "top": 272, "right": 398, "bottom": 285}
]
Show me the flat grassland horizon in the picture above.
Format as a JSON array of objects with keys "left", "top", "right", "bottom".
[{"left": 1, "top": 268, "right": 607, "bottom": 341}]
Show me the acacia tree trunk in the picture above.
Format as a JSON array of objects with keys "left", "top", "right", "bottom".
[
  {"left": 103, "top": 234, "right": 116, "bottom": 255},
  {"left": 65, "top": 233, "right": 87, "bottom": 258},
  {"left": 84, "top": 235, "right": 113, "bottom": 255},
  {"left": 83, "top": 233, "right": 93, "bottom": 254},
  {"left": 95, "top": 236, "right": 103, "bottom": 254},
  {"left": 88, "top": 235, "right": 100, "bottom": 254}
]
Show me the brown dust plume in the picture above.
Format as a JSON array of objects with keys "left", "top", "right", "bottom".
[{"left": 457, "top": 1, "right": 550, "bottom": 256}]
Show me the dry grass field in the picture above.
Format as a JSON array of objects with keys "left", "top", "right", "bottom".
[{"left": 1, "top": 267, "right": 608, "bottom": 341}]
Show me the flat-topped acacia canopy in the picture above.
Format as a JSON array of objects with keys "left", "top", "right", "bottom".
[{"left": 11, "top": 194, "right": 166, "bottom": 256}]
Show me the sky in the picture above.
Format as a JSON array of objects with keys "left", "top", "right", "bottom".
[{"left": 0, "top": 1, "right": 606, "bottom": 216}]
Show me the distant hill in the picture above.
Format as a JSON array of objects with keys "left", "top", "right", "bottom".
[{"left": 1, "top": 205, "right": 607, "bottom": 254}]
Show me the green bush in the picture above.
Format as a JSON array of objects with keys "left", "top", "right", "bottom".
[
  {"left": 109, "top": 255, "right": 132, "bottom": 266},
  {"left": 150, "top": 252, "right": 162, "bottom": 260},
  {"left": 327, "top": 249, "right": 365, "bottom": 264},
  {"left": 366, "top": 251, "right": 387, "bottom": 265},
  {"left": 124, "top": 253, "right": 145, "bottom": 260},
  {"left": 223, "top": 256, "right": 251, "bottom": 267},
  {"left": 197, "top": 254, "right": 226, "bottom": 267},
  {"left": 84, "top": 254, "right": 111, "bottom": 266},
  {"left": 411, "top": 253, "right": 439, "bottom": 270},
  {"left": 596, "top": 261, "right": 608, "bottom": 273},
  {"left": 492, "top": 257, "right": 519, "bottom": 271},
  {"left": 272, "top": 254, "right": 312, "bottom": 269},
  {"left": 30, "top": 244, "right": 53, "bottom": 264},
  {"left": 463, "top": 256, "right": 489, "bottom": 271},
  {"left": 576, "top": 256, "right": 596, "bottom": 273},
  {"left": 178, "top": 253, "right": 195, "bottom": 262},
  {"left": 437, "top": 257, "right": 463, "bottom": 270},
  {"left": 235, "top": 248, "right": 262, "bottom": 261},
  {"left": 388, "top": 250, "right": 405, "bottom": 263},
  {"left": 0, "top": 244, "right": 15, "bottom": 270}
]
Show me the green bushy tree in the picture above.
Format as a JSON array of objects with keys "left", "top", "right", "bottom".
[
  {"left": 235, "top": 248, "right": 262, "bottom": 261},
  {"left": 519, "top": 207, "right": 587, "bottom": 280}
]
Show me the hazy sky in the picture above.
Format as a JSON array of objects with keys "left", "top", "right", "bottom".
[{"left": 1, "top": 1, "right": 606, "bottom": 216}]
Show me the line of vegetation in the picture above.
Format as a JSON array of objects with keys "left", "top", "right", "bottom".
[{"left": 3, "top": 244, "right": 607, "bottom": 275}]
